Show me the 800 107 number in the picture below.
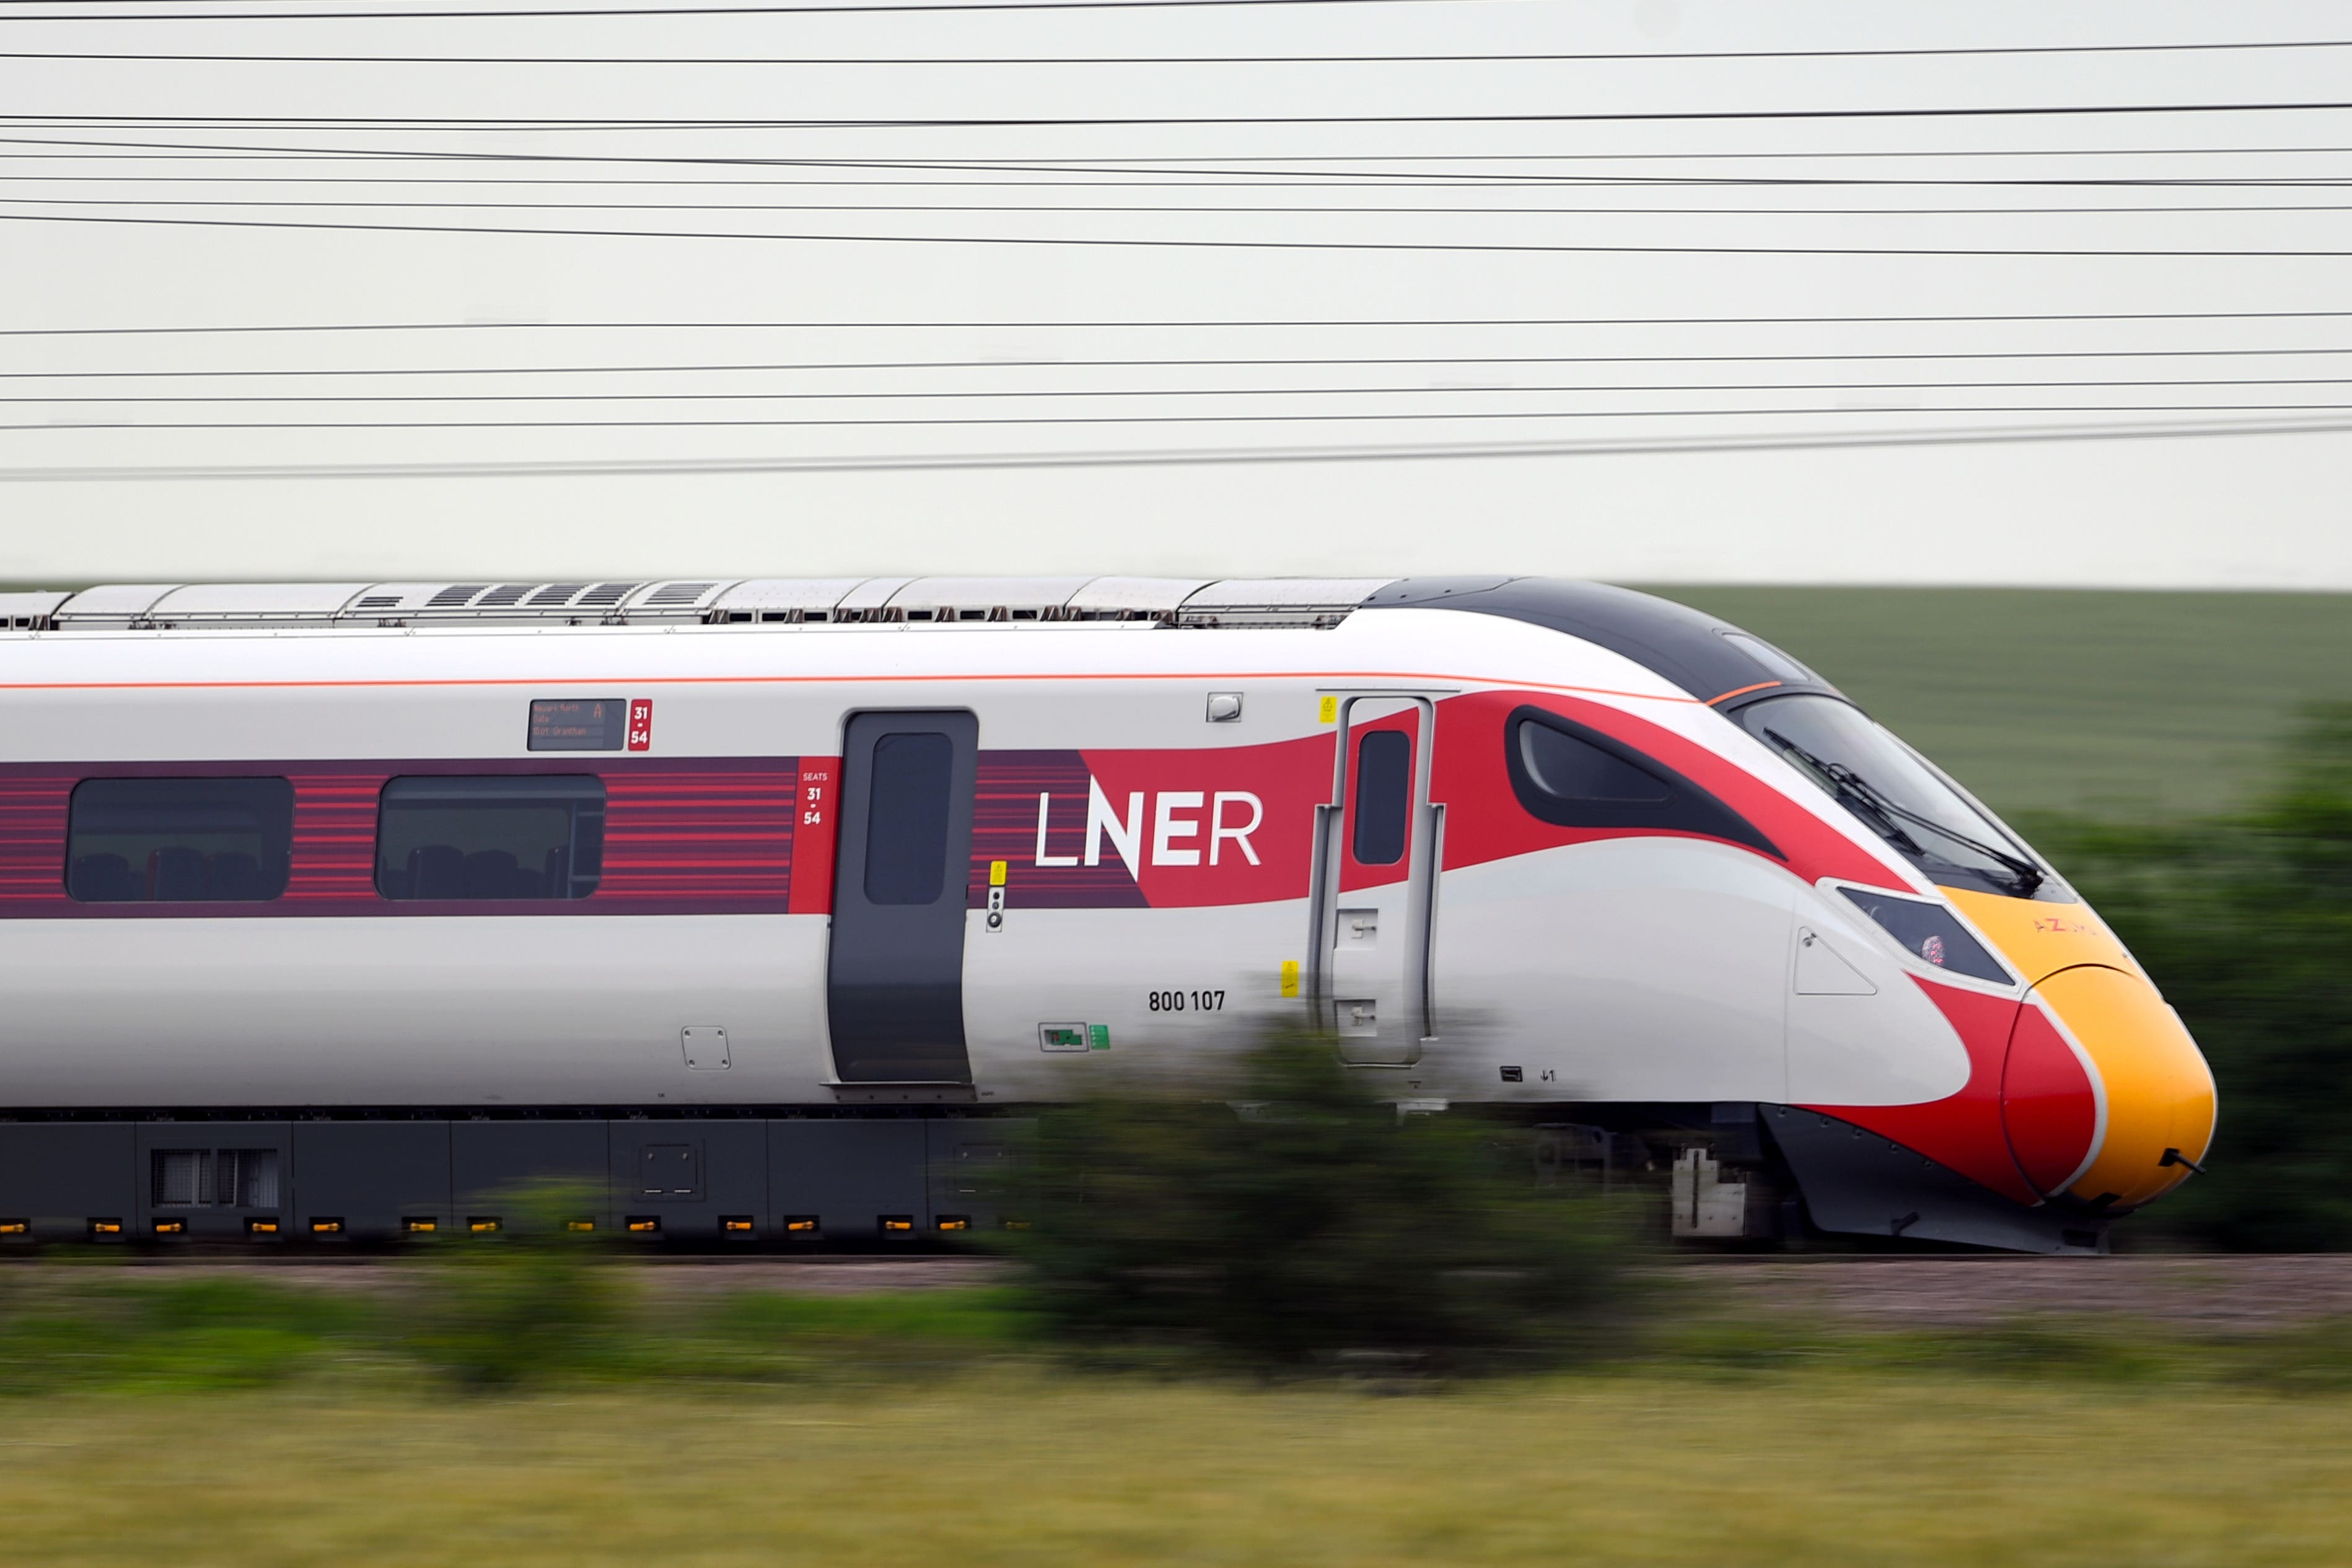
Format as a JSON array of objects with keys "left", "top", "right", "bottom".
[{"left": 1147, "top": 990, "right": 1226, "bottom": 1013}]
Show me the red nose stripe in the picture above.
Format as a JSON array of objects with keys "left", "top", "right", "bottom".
[
  {"left": 2000, "top": 1004, "right": 2099, "bottom": 1197},
  {"left": 1801, "top": 978, "right": 2037, "bottom": 1206}
]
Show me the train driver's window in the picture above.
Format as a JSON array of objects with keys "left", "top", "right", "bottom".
[
  {"left": 66, "top": 777, "right": 294, "bottom": 902},
  {"left": 374, "top": 775, "right": 606, "bottom": 900},
  {"left": 1351, "top": 729, "right": 1413, "bottom": 865}
]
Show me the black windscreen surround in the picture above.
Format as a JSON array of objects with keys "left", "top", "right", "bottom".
[
  {"left": 1505, "top": 706, "right": 1781, "bottom": 858},
  {"left": 66, "top": 777, "right": 294, "bottom": 902},
  {"left": 863, "top": 732, "right": 954, "bottom": 904},
  {"left": 375, "top": 775, "right": 606, "bottom": 900},
  {"left": 1351, "top": 729, "right": 1413, "bottom": 865}
]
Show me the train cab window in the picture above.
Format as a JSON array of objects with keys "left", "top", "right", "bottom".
[
  {"left": 1351, "top": 729, "right": 1413, "bottom": 865},
  {"left": 374, "top": 775, "right": 605, "bottom": 900},
  {"left": 862, "top": 731, "right": 952, "bottom": 904},
  {"left": 66, "top": 777, "right": 294, "bottom": 902}
]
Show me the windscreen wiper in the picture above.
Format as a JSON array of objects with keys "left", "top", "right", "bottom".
[
  {"left": 1765, "top": 732, "right": 2045, "bottom": 896},
  {"left": 1764, "top": 730, "right": 1925, "bottom": 855}
]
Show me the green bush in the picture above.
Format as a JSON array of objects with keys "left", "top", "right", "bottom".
[
  {"left": 394, "top": 1180, "right": 626, "bottom": 1389},
  {"left": 1007, "top": 1025, "right": 1643, "bottom": 1372},
  {"left": 2034, "top": 701, "right": 2352, "bottom": 1250}
]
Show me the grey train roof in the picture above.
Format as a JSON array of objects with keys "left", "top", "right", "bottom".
[{"left": 0, "top": 575, "right": 1836, "bottom": 708}]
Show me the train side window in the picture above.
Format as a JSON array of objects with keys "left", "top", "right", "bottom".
[
  {"left": 374, "top": 776, "right": 606, "bottom": 900},
  {"left": 1518, "top": 720, "right": 1671, "bottom": 804},
  {"left": 66, "top": 777, "right": 294, "bottom": 902},
  {"left": 1351, "top": 729, "right": 1413, "bottom": 865},
  {"left": 862, "top": 731, "right": 953, "bottom": 904},
  {"left": 1505, "top": 706, "right": 1782, "bottom": 859}
]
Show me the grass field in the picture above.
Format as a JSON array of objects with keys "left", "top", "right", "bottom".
[
  {"left": 1641, "top": 587, "right": 2352, "bottom": 820},
  {"left": 6, "top": 1266, "right": 2352, "bottom": 1565},
  {"left": 9, "top": 1375, "right": 2351, "bottom": 1567}
]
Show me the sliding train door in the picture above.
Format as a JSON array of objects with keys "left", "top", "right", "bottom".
[
  {"left": 827, "top": 710, "right": 980, "bottom": 1084},
  {"left": 1309, "top": 696, "right": 1444, "bottom": 1067}
]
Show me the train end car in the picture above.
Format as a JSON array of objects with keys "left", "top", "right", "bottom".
[{"left": 0, "top": 574, "right": 2214, "bottom": 1253}]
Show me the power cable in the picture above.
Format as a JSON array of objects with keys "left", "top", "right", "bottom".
[
  {"left": 16, "top": 194, "right": 2352, "bottom": 216},
  {"left": 19, "top": 374, "right": 2352, "bottom": 403},
  {"left": 17, "top": 99, "right": 2352, "bottom": 126},
  {"left": 11, "top": 413, "right": 2352, "bottom": 483},
  {"left": 0, "top": 0, "right": 1543, "bottom": 22},
  {"left": 11, "top": 206, "right": 2352, "bottom": 253},
  {"left": 15, "top": 401, "right": 2352, "bottom": 431},
  {"left": 14, "top": 308, "right": 2352, "bottom": 336},
  {"left": 19, "top": 344, "right": 2352, "bottom": 378},
  {"left": 7, "top": 37, "right": 2352, "bottom": 66}
]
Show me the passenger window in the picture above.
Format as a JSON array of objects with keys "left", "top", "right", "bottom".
[
  {"left": 1351, "top": 729, "right": 1413, "bottom": 865},
  {"left": 374, "top": 776, "right": 605, "bottom": 900},
  {"left": 863, "top": 732, "right": 952, "bottom": 904},
  {"left": 66, "top": 777, "right": 293, "bottom": 902}
]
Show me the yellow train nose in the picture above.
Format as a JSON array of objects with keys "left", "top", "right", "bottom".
[
  {"left": 2030, "top": 964, "right": 2216, "bottom": 1211},
  {"left": 1943, "top": 890, "right": 2218, "bottom": 1213}
]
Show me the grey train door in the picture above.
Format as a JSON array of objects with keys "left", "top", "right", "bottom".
[{"left": 827, "top": 710, "right": 980, "bottom": 1084}]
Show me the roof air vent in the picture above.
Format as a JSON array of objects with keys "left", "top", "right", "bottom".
[
  {"left": 527, "top": 584, "right": 587, "bottom": 607},
  {"left": 577, "top": 582, "right": 639, "bottom": 608},
  {"left": 428, "top": 585, "right": 486, "bottom": 608},
  {"left": 646, "top": 581, "right": 718, "bottom": 607}
]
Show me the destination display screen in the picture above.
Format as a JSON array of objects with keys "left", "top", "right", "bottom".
[{"left": 527, "top": 698, "right": 626, "bottom": 751}]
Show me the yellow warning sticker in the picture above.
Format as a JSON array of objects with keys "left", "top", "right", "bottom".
[
  {"left": 1318, "top": 696, "right": 1339, "bottom": 724},
  {"left": 1279, "top": 959, "right": 1301, "bottom": 998},
  {"left": 989, "top": 859, "right": 1008, "bottom": 887}
]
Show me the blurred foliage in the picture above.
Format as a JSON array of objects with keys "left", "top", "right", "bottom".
[
  {"left": 1007, "top": 1025, "right": 1644, "bottom": 1372},
  {"left": 2032, "top": 702, "right": 2352, "bottom": 1251},
  {"left": 393, "top": 1181, "right": 628, "bottom": 1389},
  {"left": 0, "top": 1274, "right": 370, "bottom": 1396}
]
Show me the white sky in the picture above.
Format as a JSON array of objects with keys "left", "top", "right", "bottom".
[{"left": 2, "top": 0, "right": 2350, "bottom": 588}]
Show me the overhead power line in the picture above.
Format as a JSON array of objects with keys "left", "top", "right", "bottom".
[
  {"left": 19, "top": 374, "right": 2352, "bottom": 403},
  {"left": 19, "top": 344, "right": 2352, "bottom": 378},
  {"left": 18, "top": 99, "right": 2352, "bottom": 126},
  {"left": 10, "top": 413, "right": 2352, "bottom": 484},
  {"left": 15, "top": 135, "right": 2352, "bottom": 183},
  {"left": 11, "top": 206, "right": 2352, "bottom": 254},
  {"left": 13, "top": 308, "right": 2352, "bottom": 337},
  {"left": 7, "top": 38, "right": 2352, "bottom": 66},
  {"left": 0, "top": 0, "right": 1646, "bottom": 22},
  {"left": 15, "top": 401, "right": 2352, "bottom": 432},
  {"left": 16, "top": 195, "right": 2352, "bottom": 216}
]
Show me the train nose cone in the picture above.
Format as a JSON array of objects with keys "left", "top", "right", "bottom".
[{"left": 2023, "top": 964, "right": 2216, "bottom": 1211}]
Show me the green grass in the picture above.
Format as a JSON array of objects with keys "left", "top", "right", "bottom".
[
  {"left": 7, "top": 1376, "right": 2352, "bottom": 1566},
  {"left": 1639, "top": 587, "right": 2352, "bottom": 820},
  {"left": 7, "top": 1266, "right": 2352, "bottom": 1562}
]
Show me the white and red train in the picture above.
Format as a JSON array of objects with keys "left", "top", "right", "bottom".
[{"left": 0, "top": 574, "right": 2215, "bottom": 1250}]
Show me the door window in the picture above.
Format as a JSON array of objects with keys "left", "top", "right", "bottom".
[
  {"left": 862, "top": 732, "right": 954, "bottom": 904},
  {"left": 1350, "top": 729, "right": 1413, "bottom": 866}
]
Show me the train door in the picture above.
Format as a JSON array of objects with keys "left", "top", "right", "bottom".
[
  {"left": 1309, "top": 696, "right": 1444, "bottom": 1066},
  {"left": 827, "top": 710, "right": 980, "bottom": 1084}
]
